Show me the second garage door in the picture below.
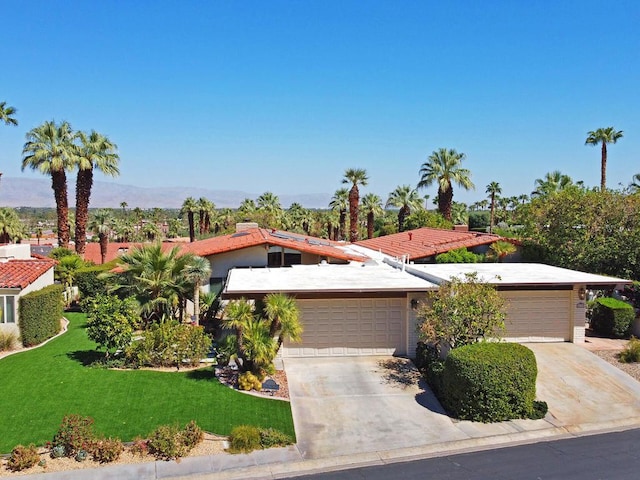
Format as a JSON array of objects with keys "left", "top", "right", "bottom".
[
  {"left": 501, "top": 290, "right": 571, "bottom": 342},
  {"left": 283, "top": 298, "right": 405, "bottom": 357}
]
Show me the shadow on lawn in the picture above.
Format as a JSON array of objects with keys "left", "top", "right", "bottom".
[
  {"left": 67, "top": 350, "right": 104, "bottom": 366},
  {"left": 185, "top": 369, "right": 216, "bottom": 382}
]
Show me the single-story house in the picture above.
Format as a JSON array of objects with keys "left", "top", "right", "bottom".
[
  {"left": 223, "top": 250, "right": 629, "bottom": 358},
  {"left": 0, "top": 244, "right": 56, "bottom": 336}
]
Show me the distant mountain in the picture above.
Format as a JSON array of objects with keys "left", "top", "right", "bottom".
[{"left": 0, "top": 177, "right": 332, "bottom": 209}]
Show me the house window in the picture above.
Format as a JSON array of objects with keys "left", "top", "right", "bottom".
[{"left": 0, "top": 296, "right": 15, "bottom": 323}]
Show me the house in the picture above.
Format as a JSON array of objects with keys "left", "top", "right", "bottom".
[
  {"left": 83, "top": 242, "right": 178, "bottom": 265},
  {"left": 354, "top": 227, "right": 502, "bottom": 263},
  {"left": 223, "top": 245, "right": 630, "bottom": 358},
  {"left": 0, "top": 244, "right": 56, "bottom": 337}
]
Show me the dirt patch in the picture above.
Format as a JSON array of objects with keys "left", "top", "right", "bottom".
[{"left": 375, "top": 358, "right": 421, "bottom": 389}]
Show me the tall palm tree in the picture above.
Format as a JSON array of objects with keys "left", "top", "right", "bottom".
[
  {"left": 629, "top": 173, "right": 640, "bottom": 194},
  {"left": 329, "top": 188, "right": 349, "bottom": 240},
  {"left": 223, "top": 299, "right": 255, "bottom": 371},
  {"left": 342, "top": 168, "right": 368, "bottom": 242},
  {"left": 0, "top": 207, "right": 25, "bottom": 243},
  {"left": 120, "top": 201, "right": 128, "bottom": 215},
  {"left": 585, "top": 127, "right": 624, "bottom": 190},
  {"left": 22, "top": 120, "right": 75, "bottom": 248},
  {"left": 0, "top": 102, "right": 18, "bottom": 126},
  {"left": 197, "top": 197, "right": 214, "bottom": 235},
  {"left": 182, "top": 255, "right": 211, "bottom": 326},
  {"left": 386, "top": 185, "right": 423, "bottom": 232},
  {"left": 531, "top": 171, "right": 574, "bottom": 198},
  {"left": 264, "top": 293, "right": 302, "bottom": 350},
  {"left": 361, "top": 193, "right": 383, "bottom": 239},
  {"left": 181, "top": 197, "right": 198, "bottom": 242},
  {"left": 74, "top": 130, "right": 119, "bottom": 256},
  {"left": 485, "top": 181, "right": 502, "bottom": 234},
  {"left": 518, "top": 194, "right": 529, "bottom": 205},
  {"left": 88, "top": 209, "right": 113, "bottom": 264},
  {"left": 238, "top": 198, "right": 256, "bottom": 220},
  {"left": 418, "top": 148, "right": 474, "bottom": 221},
  {"left": 257, "top": 191, "right": 283, "bottom": 228}
]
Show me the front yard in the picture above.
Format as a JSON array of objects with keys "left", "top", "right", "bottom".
[{"left": 0, "top": 313, "right": 295, "bottom": 454}]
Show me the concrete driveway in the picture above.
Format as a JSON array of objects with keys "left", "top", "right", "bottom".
[{"left": 285, "top": 345, "right": 640, "bottom": 460}]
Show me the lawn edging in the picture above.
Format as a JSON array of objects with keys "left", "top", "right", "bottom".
[{"left": 0, "top": 317, "right": 69, "bottom": 361}]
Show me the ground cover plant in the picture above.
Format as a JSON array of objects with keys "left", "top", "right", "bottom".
[{"left": 0, "top": 313, "right": 294, "bottom": 453}]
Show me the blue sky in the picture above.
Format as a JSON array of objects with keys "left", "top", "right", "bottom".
[{"left": 1, "top": 1, "right": 638, "bottom": 206}]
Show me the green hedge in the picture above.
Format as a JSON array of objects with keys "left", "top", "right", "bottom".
[
  {"left": 441, "top": 342, "right": 538, "bottom": 422},
  {"left": 75, "top": 266, "right": 112, "bottom": 301},
  {"left": 591, "top": 297, "right": 635, "bottom": 338},
  {"left": 19, "top": 284, "right": 64, "bottom": 347}
]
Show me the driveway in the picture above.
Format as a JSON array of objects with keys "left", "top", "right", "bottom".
[{"left": 285, "top": 345, "right": 640, "bottom": 460}]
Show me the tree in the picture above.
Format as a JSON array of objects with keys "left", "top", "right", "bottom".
[
  {"left": 361, "top": 193, "right": 383, "bottom": 239},
  {"left": 417, "top": 272, "right": 506, "bottom": 356},
  {"left": 197, "top": 197, "right": 214, "bottom": 235},
  {"left": 256, "top": 191, "right": 283, "bottom": 228},
  {"left": 120, "top": 201, "right": 128, "bottom": 215},
  {"left": 329, "top": 188, "right": 349, "bottom": 240},
  {"left": 263, "top": 293, "right": 302, "bottom": 350},
  {"left": 181, "top": 197, "right": 198, "bottom": 242},
  {"left": 404, "top": 209, "right": 452, "bottom": 231},
  {"left": 74, "top": 130, "right": 120, "bottom": 256},
  {"left": 386, "top": 185, "right": 423, "bottom": 232},
  {"left": 85, "top": 294, "right": 138, "bottom": 358},
  {"left": 342, "top": 168, "right": 368, "bottom": 242},
  {"left": 0, "top": 102, "right": 18, "bottom": 128},
  {"left": 88, "top": 209, "right": 113, "bottom": 264},
  {"left": 585, "top": 127, "right": 624, "bottom": 190},
  {"left": 629, "top": 174, "right": 640, "bottom": 194},
  {"left": 0, "top": 207, "right": 25, "bottom": 243},
  {"left": 182, "top": 255, "right": 211, "bottom": 326},
  {"left": 531, "top": 170, "right": 574, "bottom": 198},
  {"left": 222, "top": 299, "right": 256, "bottom": 372},
  {"left": 55, "top": 253, "right": 86, "bottom": 305},
  {"left": 22, "top": 121, "right": 75, "bottom": 248},
  {"left": 418, "top": 148, "right": 474, "bottom": 221},
  {"left": 489, "top": 240, "right": 516, "bottom": 262},
  {"left": 485, "top": 181, "right": 502, "bottom": 234}
]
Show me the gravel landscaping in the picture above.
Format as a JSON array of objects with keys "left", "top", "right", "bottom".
[{"left": 593, "top": 349, "right": 640, "bottom": 382}]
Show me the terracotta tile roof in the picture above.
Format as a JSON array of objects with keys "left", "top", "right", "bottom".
[
  {"left": 179, "top": 228, "right": 368, "bottom": 262},
  {"left": 83, "top": 242, "right": 176, "bottom": 264},
  {"left": 0, "top": 259, "right": 54, "bottom": 289},
  {"left": 355, "top": 227, "right": 502, "bottom": 261}
]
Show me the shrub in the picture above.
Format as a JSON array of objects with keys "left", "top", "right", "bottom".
[
  {"left": 90, "top": 437, "right": 123, "bottom": 463},
  {"left": 130, "top": 437, "right": 149, "bottom": 457},
  {"left": 436, "top": 248, "right": 483, "bottom": 264},
  {"left": 75, "top": 449, "right": 88, "bottom": 462},
  {"left": 148, "top": 424, "right": 188, "bottom": 460},
  {"left": 180, "top": 420, "right": 204, "bottom": 449},
  {"left": 468, "top": 211, "right": 490, "bottom": 230},
  {"left": 238, "top": 371, "right": 262, "bottom": 391},
  {"left": 441, "top": 343, "right": 538, "bottom": 422},
  {"left": 228, "top": 425, "right": 261, "bottom": 453},
  {"left": 414, "top": 342, "right": 445, "bottom": 395},
  {"left": 19, "top": 284, "right": 63, "bottom": 346},
  {"left": 259, "top": 428, "right": 293, "bottom": 448},
  {"left": 7, "top": 444, "right": 40, "bottom": 472},
  {"left": 50, "top": 445, "right": 65, "bottom": 458},
  {"left": 591, "top": 297, "right": 635, "bottom": 338},
  {"left": 0, "top": 330, "right": 18, "bottom": 351},
  {"left": 530, "top": 400, "right": 549, "bottom": 420},
  {"left": 620, "top": 337, "right": 640, "bottom": 363},
  {"left": 51, "top": 414, "right": 96, "bottom": 457},
  {"left": 85, "top": 294, "right": 138, "bottom": 357},
  {"left": 75, "top": 267, "right": 111, "bottom": 301}
]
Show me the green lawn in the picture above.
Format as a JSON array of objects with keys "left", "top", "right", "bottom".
[{"left": 0, "top": 313, "right": 295, "bottom": 453}]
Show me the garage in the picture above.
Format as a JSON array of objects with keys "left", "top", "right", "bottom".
[
  {"left": 500, "top": 290, "right": 572, "bottom": 342},
  {"left": 283, "top": 298, "right": 406, "bottom": 357}
]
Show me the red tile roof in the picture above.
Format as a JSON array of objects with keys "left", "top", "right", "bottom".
[
  {"left": 0, "top": 259, "right": 54, "bottom": 289},
  {"left": 179, "top": 228, "right": 368, "bottom": 262},
  {"left": 355, "top": 227, "right": 501, "bottom": 261},
  {"left": 83, "top": 242, "right": 177, "bottom": 264}
]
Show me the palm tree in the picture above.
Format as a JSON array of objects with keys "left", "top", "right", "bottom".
[
  {"left": 263, "top": 293, "right": 302, "bottom": 350},
  {"left": 238, "top": 198, "right": 256, "bottom": 220},
  {"left": 22, "top": 120, "right": 75, "bottom": 248},
  {"left": 518, "top": 194, "right": 529, "bottom": 205},
  {"left": 342, "top": 168, "right": 368, "bottom": 242},
  {"left": 142, "top": 221, "right": 161, "bottom": 241},
  {"left": 181, "top": 197, "right": 198, "bottom": 242},
  {"left": 485, "top": 181, "right": 502, "bottom": 234},
  {"left": 56, "top": 254, "right": 85, "bottom": 306},
  {"left": 585, "top": 127, "right": 624, "bottom": 190},
  {"left": 418, "top": 148, "right": 474, "bottom": 221},
  {"left": 197, "top": 197, "right": 214, "bottom": 235},
  {"left": 120, "top": 201, "right": 128, "bottom": 215},
  {"left": 222, "top": 299, "right": 255, "bottom": 371},
  {"left": 329, "top": 188, "right": 349, "bottom": 240},
  {"left": 629, "top": 174, "right": 640, "bottom": 194},
  {"left": 88, "top": 209, "right": 113, "bottom": 264},
  {"left": 531, "top": 171, "right": 574, "bottom": 198},
  {"left": 450, "top": 202, "right": 468, "bottom": 226},
  {"left": 0, "top": 208, "right": 25, "bottom": 243},
  {"left": 386, "top": 185, "right": 423, "bottom": 232},
  {"left": 361, "top": 193, "right": 383, "bottom": 239},
  {"left": 489, "top": 240, "right": 517, "bottom": 262},
  {"left": 257, "top": 192, "right": 283, "bottom": 227},
  {"left": 74, "top": 130, "right": 119, "bottom": 256},
  {"left": 0, "top": 102, "right": 18, "bottom": 126},
  {"left": 182, "top": 255, "right": 211, "bottom": 326}
]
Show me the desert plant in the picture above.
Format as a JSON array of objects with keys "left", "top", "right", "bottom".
[
  {"left": 228, "top": 425, "right": 261, "bottom": 453},
  {"left": 0, "top": 330, "right": 18, "bottom": 351},
  {"left": 259, "top": 428, "right": 294, "bottom": 448},
  {"left": 620, "top": 337, "right": 640, "bottom": 363},
  {"left": 51, "top": 414, "right": 96, "bottom": 457},
  {"left": 7, "top": 444, "right": 39, "bottom": 472},
  {"left": 129, "top": 437, "right": 149, "bottom": 457},
  {"left": 90, "top": 437, "right": 123, "bottom": 463},
  {"left": 50, "top": 445, "right": 66, "bottom": 458},
  {"left": 74, "top": 449, "right": 88, "bottom": 462},
  {"left": 238, "top": 371, "right": 262, "bottom": 391},
  {"left": 148, "top": 424, "right": 187, "bottom": 460},
  {"left": 180, "top": 420, "right": 204, "bottom": 449}
]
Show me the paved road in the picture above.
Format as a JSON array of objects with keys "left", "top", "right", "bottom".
[{"left": 288, "top": 429, "right": 640, "bottom": 480}]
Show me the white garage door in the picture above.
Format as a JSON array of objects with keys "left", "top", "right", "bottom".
[
  {"left": 501, "top": 290, "right": 571, "bottom": 342},
  {"left": 283, "top": 298, "right": 405, "bottom": 357}
]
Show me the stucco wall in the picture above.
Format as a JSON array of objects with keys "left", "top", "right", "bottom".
[{"left": 207, "top": 246, "right": 268, "bottom": 278}]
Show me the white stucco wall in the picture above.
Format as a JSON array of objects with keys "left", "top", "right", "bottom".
[
  {"left": 571, "top": 284, "right": 586, "bottom": 343},
  {"left": 207, "top": 246, "right": 268, "bottom": 278}
]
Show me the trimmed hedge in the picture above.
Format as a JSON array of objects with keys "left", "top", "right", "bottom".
[
  {"left": 19, "top": 284, "right": 64, "bottom": 347},
  {"left": 590, "top": 297, "right": 635, "bottom": 338},
  {"left": 441, "top": 342, "right": 538, "bottom": 422}
]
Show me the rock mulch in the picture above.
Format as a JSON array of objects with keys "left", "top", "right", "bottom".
[
  {"left": 593, "top": 349, "right": 640, "bottom": 383},
  {"left": 215, "top": 366, "right": 290, "bottom": 400}
]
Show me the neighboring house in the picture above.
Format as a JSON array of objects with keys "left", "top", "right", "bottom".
[
  {"left": 224, "top": 248, "right": 630, "bottom": 358},
  {"left": 0, "top": 244, "right": 56, "bottom": 337},
  {"left": 354, "top": 227, "right": 502, "bottom": 263},
  {"left": 179, "top": 223, "right": 368, "bottom": 294},
  {"left": 83, "top": 242, "right": 177, "bottom": 265}
]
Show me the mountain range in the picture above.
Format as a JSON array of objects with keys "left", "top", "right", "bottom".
[{"left": 0, "top": 177, "right": 332, "bottom": 209}]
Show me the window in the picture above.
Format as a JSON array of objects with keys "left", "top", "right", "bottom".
[{"left": 0, "top": 296, "right": 16, "bottom": 323}]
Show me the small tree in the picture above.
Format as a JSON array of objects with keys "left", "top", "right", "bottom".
[
  {"left": 85, "top": 294, "right": 139, "bottom": 357},
  {"left": 417, "top": 272, "right": 506, "bottom": 355}
]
